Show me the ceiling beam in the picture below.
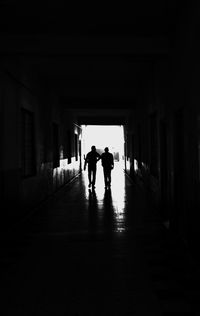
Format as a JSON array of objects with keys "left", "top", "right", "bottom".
[{"left": 0, "top": 35, "right": 168, "bottom": 56}]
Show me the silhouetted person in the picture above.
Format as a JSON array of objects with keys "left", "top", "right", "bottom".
[
  {"left": 84, "top": 145, "right": 101, "bottom": 188},
  {"left": 101, "top": 147, "right": 114, "bottom": 189}
]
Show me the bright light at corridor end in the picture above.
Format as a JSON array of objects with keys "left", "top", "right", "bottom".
[{"left": 81, "top": 125, "right": 125, "bottom": 162}]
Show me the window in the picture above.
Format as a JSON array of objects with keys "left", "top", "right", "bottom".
[
  {"left": 53, "top": 123, "right": 60, "bottom": 168},
  {"left": 21, "top": 108, "right": 36, "bottom": 178},
  {"left": 131, "top": 134, "right": 135, "bottom": 169},
  {"left": 67, "top": 130, "right": 72, "bottom": 164},
  {"left": 127, "top": 133, "right": 130, "bottom": 160},
  {"left": 74, "top": 133, "right": 78, "bottom": 161}
]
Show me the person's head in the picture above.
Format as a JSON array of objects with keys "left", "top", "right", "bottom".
[
  {"left": 91, "top": 145, "right": 96, "bottom": 151},
  {"left": 104, "top": 147, "right": 109, "bottom": 153}
]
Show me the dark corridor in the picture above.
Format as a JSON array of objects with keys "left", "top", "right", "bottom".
[{"left": 1, "top": 2, "right": 200, "bottom": 315}]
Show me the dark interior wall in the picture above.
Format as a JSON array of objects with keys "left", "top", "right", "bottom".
[
  {"left": 167, "top": 4, "right": 200, "bottom": 243},
  {"left": 0, "top": 71, "right": 21, "bottom": 222},
  {"left": 0, "top": 64, "right": 82, "bottom": 223},
  {"left": 0, "top": 72, "right": 3, "bottom": 202},
  {"left": 179, "top": 4, "right": 200, "bottom": 246},
  {"left": 121, "top": 2, "right": 200, "bottom": 248},
  {"left": 127, "top": 3, "right": 200, "bottom": 245}
]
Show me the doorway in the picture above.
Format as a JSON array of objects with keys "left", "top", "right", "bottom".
[{"left": 81, "top": 125, "right": 125, "bottom": 168}]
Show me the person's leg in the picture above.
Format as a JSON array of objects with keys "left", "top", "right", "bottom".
[
  {"left": 105, "top": 169, "right": 110, "bottom": 186},
  {"left": 88, "top": 166, "right": 92, "bottom": 186},
  {"left": 92, "top": 166, "right": 97, "bottom": 186},
  {"left": 108, "top": 169, "right": 111, "bottom": 186},
  {"left": 103, "top": 168, "right": 106, "bottom": 187}
]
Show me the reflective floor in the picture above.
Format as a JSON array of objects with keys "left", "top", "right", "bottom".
[{"left": 1, "top": 163, "right": 200, "bottom": 315}]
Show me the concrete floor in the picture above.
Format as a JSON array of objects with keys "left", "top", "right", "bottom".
[{"left": 1, "top": 163, "right": 200, "bottom": 315}]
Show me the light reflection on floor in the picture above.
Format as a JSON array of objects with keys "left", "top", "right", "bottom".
[{"left": 83, "top": 161, "right": 127, "bottom": 233}]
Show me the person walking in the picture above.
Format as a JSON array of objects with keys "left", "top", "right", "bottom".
[
  {"left": 84, "top": 145, "right": 101, "bottom": 189},
  {"left": 101, "top": 147, "right": 114, "bottom": 189}
]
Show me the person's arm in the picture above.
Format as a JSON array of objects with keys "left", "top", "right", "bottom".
[{"left": 97, "top": 153, "right": 101, "bottom": 161}]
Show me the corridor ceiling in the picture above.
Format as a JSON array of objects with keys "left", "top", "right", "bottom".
[{"left": 0, "top": 1, "right": 189, "bottom": 112}]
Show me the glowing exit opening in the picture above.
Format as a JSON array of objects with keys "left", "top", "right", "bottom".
[{"left": 81, "top": 125, "right": 125, "bottom": 168}]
